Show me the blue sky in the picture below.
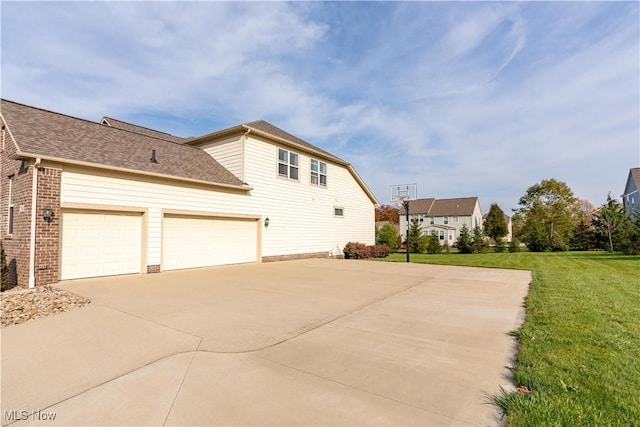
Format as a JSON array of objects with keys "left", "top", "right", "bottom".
[{"left": 2, "top": 1, "right": 638, "bottom": 213}]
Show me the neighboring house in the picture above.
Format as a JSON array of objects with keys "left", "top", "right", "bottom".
[
  {"left": 622, "top": 167, "right": 640, "bottom": 218},
  {"left": 398, "top": 197, "right": 483, "bottom": 246},
  {"left": 0, "top": 99, "right": 377, "bottom": 288}
]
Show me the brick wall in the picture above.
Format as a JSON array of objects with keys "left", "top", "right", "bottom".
[
  {"left": 147, "top": 264, "right": 161, "bottom": 273},
  {"left": 35, "top": 167, "right": 61, "bottom": 286},
  {"left": 1, "top": 133, "right": 33, "bottom": 288}
]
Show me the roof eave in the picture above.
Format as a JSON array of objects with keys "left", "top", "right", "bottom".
[{"left": 12, "top": 152, "right": 253, "bottom": 192}]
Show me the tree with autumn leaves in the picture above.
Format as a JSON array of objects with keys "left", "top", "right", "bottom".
[{"left": 375, "top": 205, "right": 400, "bottom": 224}]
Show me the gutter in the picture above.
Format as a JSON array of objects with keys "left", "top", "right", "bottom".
[
  {"left": 11, "top": 152, "right": 253, "bottom": 192},
  {"left": 28, "top": 157, "right": 41, "bottom": 289}
]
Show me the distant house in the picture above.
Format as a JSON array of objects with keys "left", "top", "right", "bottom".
[
  {"left": 622, "top": 168, "right": 640, "bottom": 218},
  {"left": 399, "top": 197, "right": 483, "bottom": 246},
  {"left": 1, "top": 99, "right": 377, "bottom": 288}
]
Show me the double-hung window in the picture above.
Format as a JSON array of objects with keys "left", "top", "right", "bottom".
[
  {"left": 310, "top": 159, "right": 327, "bottom": 186},
  {"left": 8, "top": 176, "right": 15, "bottom": 234},
  {"left": 278, "top": 148, "right": 299, "bottom": 180}
]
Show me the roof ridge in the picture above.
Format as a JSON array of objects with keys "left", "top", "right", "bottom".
[
  {"left": 102, "top": 116, "right": 180, "bottom": 138},
  {"left": 1, "top": 99, "right": 202, "bottom": 151}
]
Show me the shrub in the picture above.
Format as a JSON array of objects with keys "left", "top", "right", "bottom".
[
  {"left": 1, "top": 241, "right": 8, "bottom": 292},
  {"left": 509, "top": 238, "right": 521, "bottom": 253},
  {"left": 370, "top": 244, "right": 391, "bottom": 258},
  {"left": 343, "top": 242, "right": 390, "bottom": 259},
  {"left": 471, "top": 226, "right": 489, "bottom": 254},
  {"left": 617, "top": 214, "right": 640, "bottom": 255},
  {"left": 426, "top": 233, "right": 442, "bottom": 254},
  {"left": 343, "top": 242, "right": 370, "bottom": 259},
  {"left": 456, "top": 224, "right": 473, "bottom": 254},
  {"left": 494, "top": 238, "right": 506, "bottom": 253}
]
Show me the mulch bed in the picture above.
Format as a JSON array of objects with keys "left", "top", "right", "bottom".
[{"left": 1, "top": 286, "right": 90, "bottom": 327}]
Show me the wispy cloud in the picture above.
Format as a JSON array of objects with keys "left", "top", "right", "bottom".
[{"left": 1, "top": 1, "right": 638, "bottom": 211}]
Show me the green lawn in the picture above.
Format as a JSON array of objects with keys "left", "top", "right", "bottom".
[{"left": 383, "top": 252, "right": 640, "bottom": 426}]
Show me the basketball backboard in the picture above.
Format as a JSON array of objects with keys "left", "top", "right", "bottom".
[{"left": 390, "top": 183, "right": 417, "bottom": 206}]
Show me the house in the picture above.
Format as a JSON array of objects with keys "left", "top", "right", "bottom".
[
  {"left": 398, "top": 197, "right": 483, "bottom": 245},
  {"left": 622, "top": 167, "right": 640, "bottom": 218},
  {"left": 0, "top": 99, "right": 377, "bottom": 288}
]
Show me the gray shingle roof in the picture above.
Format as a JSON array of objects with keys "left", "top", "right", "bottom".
[
  {"left": 631, "top": 168, "right": 640, "bottom": 189},
  {"left": 1, "top": 99, "right": 244, "bottom": 187},
  {"left": 101, "top": 117, "right": 189, "bottom": 144},
  {"left": 401, "top": 197, "right": 480, "bottom": 216},
  {"left": 243, "top": 120, "right": 345, "bottom": 163}
]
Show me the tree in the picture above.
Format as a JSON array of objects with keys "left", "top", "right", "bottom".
[
  {"left": 426, "top": 232, "right": 442, "bottom": 254},
  {"left": 471, "top": 225, "right": 488, "bottom": 254},
  {"left": 456, "top": 224, "right": 473, "bottom": 254},
  {"left": 571, "top": 199, "right": 596, "bottom": 251},
  {"left": 484, "top": 203, "right": 508, "bottom": 249},
  {"left": 407, "top": 219, "right": 427, "bottom": 253},
  {"left": 617, "top": 211, "right": 640, "bottom": 255},
  {"left": 515, "top": 178, "right": 578, "bottom": 251},
  {"left": 375, "top": 205, "right": 400, "bottom": 225},
  {"left": 376, "top": 222, "right": 400, "bottom": 252},
  {"left": 593, "top": 193, "right": 625, "bottom": 252}
]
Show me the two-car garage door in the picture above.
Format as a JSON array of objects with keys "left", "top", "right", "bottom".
[
  {"left": 60, "top": 210, "right": 258, "bottom": 280},
  {"left": 162, "top": 215, "right": 258, "bottom": 271}
]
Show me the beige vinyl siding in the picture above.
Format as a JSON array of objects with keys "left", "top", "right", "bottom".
[
  {"left": 199, "top": 136, "right": 243, "bottom": 180},
  {"left": 60, "top": 168, "right": 258, "bottom": 266},
  {"left": 243, "top": 136, "right": 374, "bottom": 257}
]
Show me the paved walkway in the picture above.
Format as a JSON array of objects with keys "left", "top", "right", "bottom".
[{"left": 1, "top": 259, "right": 530, "bottom": 426}]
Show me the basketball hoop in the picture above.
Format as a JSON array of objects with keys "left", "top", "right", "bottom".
[
  {"left": 395, "top": 194, "right": 407, "bottom": 209},
  {"left": 389, "top": 183, "right": 417, "bottom": 263}
]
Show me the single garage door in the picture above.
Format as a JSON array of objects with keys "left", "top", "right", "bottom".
[
  {"left": 61, "top": 211, "right": 143, "bottom": 280},
  {"left": 163, "top": 215, "right": 257, "bottom": 271}
]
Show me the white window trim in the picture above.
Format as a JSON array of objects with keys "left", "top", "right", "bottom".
[
  {"left": 8, "top": 175, "right": 15, "bottom": 235},
  {"left": 310, "top": 159, "right": 327, "bottom": 187},
  {"left": 278, "top": 148, "right": 299, "bottom": 181}
]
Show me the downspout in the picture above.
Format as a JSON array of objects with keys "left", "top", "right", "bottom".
[
  {"left": 28, "top": 158, "right": 41, "bottom": 289},
  {"left": 241, "top": 128, "right": 250, "bottom": 182}
]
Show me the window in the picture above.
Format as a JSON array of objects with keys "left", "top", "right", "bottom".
[
  {"left": 8, "top": 176, "right": 15, "bottom": 234},
  {"left": 444, "top": 216, "right": 449, "bottom": 225},
  {"left": 278, "top": 148, "right": 299, "bottom": 180},
  {"left": 439, "top": 230, "right": 445, "bottom": 240},
  {"left": 334, "top": 207, "right": 344, "bottom": 217},
  {"left": 310, "top": 159, "right": 327, "bottom": 186},
  {"left": 429, "top": 217, "right": 434, "bottom": 225},
  {"left": 453, "top": 216, "right": 459, "bottom": 222}
]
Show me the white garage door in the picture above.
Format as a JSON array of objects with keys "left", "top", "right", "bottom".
[
  {"left": 163, "top": 215, "right": 257, "bottom": 271},
  {"left": 61, "top": 211, "right": 143, "bottom": 280}
]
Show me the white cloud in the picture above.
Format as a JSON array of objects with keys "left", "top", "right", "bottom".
[{"left": 1, "top": 1, "right": 637, "bottom": 212}]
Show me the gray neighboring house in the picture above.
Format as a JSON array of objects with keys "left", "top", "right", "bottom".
[
  {"left": 399, "top": 197, "right": 483, "bottom": 246},
  {"left": 622, "top": 167, "right": 640, "bottom": 218}
]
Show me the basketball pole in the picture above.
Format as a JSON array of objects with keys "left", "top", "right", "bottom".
[{"left": 403, "top": 199, "right": 410, "bottom": 263}]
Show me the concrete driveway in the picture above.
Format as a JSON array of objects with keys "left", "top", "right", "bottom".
[{"left": 1, "top": 259, "right": 530, "bottom": 426}]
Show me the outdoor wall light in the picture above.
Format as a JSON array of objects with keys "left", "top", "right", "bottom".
[
  {"left": 42, "top": 206, "right": 53, "bottom": 222},
  {"left": 264, "top": 217, "right": 270, "bottom": 228}
]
